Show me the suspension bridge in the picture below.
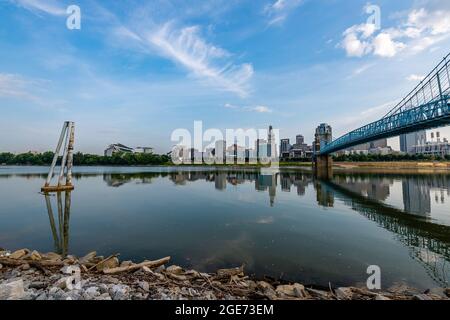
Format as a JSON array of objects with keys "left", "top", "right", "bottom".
[{"left": 317, "top": 53, "right": 450, "bottom": 156}]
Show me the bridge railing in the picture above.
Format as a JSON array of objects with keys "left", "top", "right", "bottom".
[
  {"left": 384, "top": 53, "right": 450, "bottom": 118},
  {"left": 320, "top": 53, "right": 450, "bottom": 155}
]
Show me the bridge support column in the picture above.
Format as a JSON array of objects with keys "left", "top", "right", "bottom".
[{"left": 314, "top": 155, "right": 333, "bottom": 179}]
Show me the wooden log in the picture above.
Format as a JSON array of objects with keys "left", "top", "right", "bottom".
[
  {"left": 103, "top": 256, "right": 170, "bottom": 274},
  {"left": 0, "top": 257, "right": 64, "bottom": 267}
]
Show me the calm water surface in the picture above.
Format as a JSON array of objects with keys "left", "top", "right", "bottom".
[{"left": 1, "top": 166, "right": 449, "bottom": 290}]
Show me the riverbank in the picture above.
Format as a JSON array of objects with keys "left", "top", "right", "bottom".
[
  {"left": 1, "top": 248, "right": 449, "bottom": 300},
  {"left": 334, "top": 161, "right": 450, "bottom": 172}
]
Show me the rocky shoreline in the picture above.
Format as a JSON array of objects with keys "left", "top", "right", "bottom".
[{"left": 1, "top": 248, "right": 449, "bottom": 301}]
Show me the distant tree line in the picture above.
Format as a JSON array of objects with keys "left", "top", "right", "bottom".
[
  {"left": 0, "top": 151, "right": 171, "bottom": 166},
  {"left": 333, "top": 153, "right": 450, "bottom": 162}
]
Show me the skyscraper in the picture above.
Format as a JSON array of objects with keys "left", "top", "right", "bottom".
[{"left": 400, "top": 131, "right": 426, "bottom": 154}]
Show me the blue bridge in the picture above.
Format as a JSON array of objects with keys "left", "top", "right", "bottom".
[{"left": 319, "top": 53, "right": 450, "bottom": 155}]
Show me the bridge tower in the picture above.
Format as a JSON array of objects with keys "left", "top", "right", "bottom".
[{"left": 313, "top": 123, "right": 333, "bottom": 179}]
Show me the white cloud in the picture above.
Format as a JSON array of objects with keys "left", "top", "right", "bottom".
[
  {"left": 12, "top": 0, "right": 66, "bottom": 16},
  {"left": 251, "top": 105, "right": 273, "bottom": 113},
  {"left": 406, "top": 74, "right": 425, "bottom": 82},
  {"left": 341, "top": 6, "right": 450, "bottom": 58},
  {"left": 372, "top": 33, "right": 406, "bottom": 57},
  {"left": 264, "top": 0, "right": 303, "bottom": 26},
  {"left": 0, "top": 73, "right": 36, "bottom": 99},
  {"left": 115, "top": 23, "right": 254, "bottom": 97},
  {"left": 224, "top": 103, "right": 273, "bottom": 113}
]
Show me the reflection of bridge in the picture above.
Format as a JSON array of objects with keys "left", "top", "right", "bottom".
[
  {"left": 320, "top": 179, "right": 450, "bottom": 286},
  {"left": 314, "top": 54, "right": 450, "bottom": 175}
]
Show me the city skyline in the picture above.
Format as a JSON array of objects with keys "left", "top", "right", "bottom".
[{"left": 1, "top": 0, "right": 450, "bottom": 154}]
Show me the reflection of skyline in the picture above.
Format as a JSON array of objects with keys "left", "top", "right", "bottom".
[{"left": 101, "top": 171, "right": 450, "bottom": 215}]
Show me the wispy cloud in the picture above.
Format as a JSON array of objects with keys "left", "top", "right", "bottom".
[
  {"left": 264, "top": 0, "right": 303, "bottom": 26},
  {"left": 406, "top": 74, "right": 425, "bottom": 82},
  {"left": 11, "top": 0, "right": 66, "bottom": 16},
  {"left": 114, "top": 22, "right": 254, "bottom": 97},
  {"left": 341, "top": 5, "right": 450, "bottom": 58},
  {"left": 224, "top": 103, "right": 273, "bottom": 113}
]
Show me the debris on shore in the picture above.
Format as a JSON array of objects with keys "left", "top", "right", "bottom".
[{"left": 1, "top": 248, "right": 449, "bottom": 300}]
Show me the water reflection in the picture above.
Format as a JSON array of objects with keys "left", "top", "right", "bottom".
[
  {"left": 43, "top": 191, "right": 72, "bottom": 256},
  {"left": 101, "top": 170, "right": 450, "bottom": 285}
]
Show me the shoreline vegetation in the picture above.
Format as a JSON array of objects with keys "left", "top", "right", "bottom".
[
  {"left": 1, "top": 248, "right": 449, "bottom": 301},
  {"left": 1, "top": 151, "right": 450, "bottom": 168}
]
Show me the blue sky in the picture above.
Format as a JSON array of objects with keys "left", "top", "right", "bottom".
[{"left": 1, "top": 0, "right": 450, "bottom": 154}]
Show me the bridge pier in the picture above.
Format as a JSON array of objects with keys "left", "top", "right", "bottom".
[{"left": 314, "top": 155, "right": 333, "bottom": 179}]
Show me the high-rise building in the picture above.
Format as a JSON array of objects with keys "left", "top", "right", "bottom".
[
  {"left": 296, "top": 135, "right": 304, "bottom": 145},
  {"left": 400, "top": 131, "right": 426, "bottom": 154},
  {"left": 280, "top": 139, "right": 291, "bottom": 158},
  {"left": 215, "top": 140, "right": 226, "bottom": 163},
  {"left": 314, "top": 123, "right": 332, "bottom": 153}
]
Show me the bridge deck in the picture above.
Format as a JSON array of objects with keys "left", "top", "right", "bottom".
[{"left": 319, "top": 54, "right": 450, "bottom": 155}]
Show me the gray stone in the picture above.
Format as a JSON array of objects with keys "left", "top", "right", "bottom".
[
  {"left": 84, "top": 286, "right": 101, "bottom": 299},
  {"left": 95, "top": 293, "right": 112, "bottom": 300},
  {"left": 120, "top": 260, "right": 133, "bottom": 267},
  {"left": 413, "top": 294, "right": 433, "bottom": 300},
  {"left": 166, "top": 265, "right": 183, "bottom": 274},
  {"left": 9, "top": 249, "right": 28, "bottom": 260},
  {"left": 375, "top": 294, "right": 391, "bottom": 300},
  {"left": 444, "top": 288, "right": 450, "bottom": 298},
  {"left": 335, "top": 287, "right": 353, "bottom": 300},
  {"left": 29, "top": 282, "right": 46, "bottom": 290},
  {"left": 79, "top": 251, "right": 97, "bottom": 264},
  {"left": 110, "top": 284, "right": 130, "bottom": 300},
  {"left": 36, "top": 292, "right": 48, "bottom": 300},
  {"left": 138, "top": 281, "right": 150, "bottom": 292},
  {"left": 0, "top": 279, "right": 26, "bottom": 300}
]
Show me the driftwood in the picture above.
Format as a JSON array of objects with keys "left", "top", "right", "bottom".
[
  {"left": 88, "top": 253, "right": 119, "bottom": 271},
  {"left": 0, "top": 257, "right": 64, "bottom": 267},
  {"left": 103, "top": 256, "right": 170, "bottom": 274}
]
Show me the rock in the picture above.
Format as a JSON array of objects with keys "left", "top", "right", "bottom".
[
  {"left": 29, "top": 282, "right": 46, "bottom": 290},
  {"left": 444, "top": 288, "right": 450, "bottom": 298},
  {"left": 375, "top": 294, "right": 391, "bottom": 300},
  {"left": 9, "top": 249, "right": 28, "bottom": 260},
  {"left": 84, "top": 286, "right": 100, "bottom": 299},
  {"left": 257, "top": 281, "right": 277, "bottom": 300},
  {"left": 95, "top": 293, "right": 112, "bottom": 300},
  {"left": 293, "top": 283, "right": 308, "bottom": 298},
  {"left": 36, "top": 292, "right": 48, "bottom": 300},
  {"left": 138, "top": 281, "right": 149, "bottom": 292},
  {"left": 166, "top": 265, "right": 183, "bottom": 274},
  {"left": 60, "top": 265, "right": 81, "bottom": 275},
  {"left": 42, "top": 252, "right": 62, "bottom": 261},
  {"left": 96, "top": 257, "right": 119, "bottom": 271},
  {"left": 63, "top": 291, "right": 83, "bottom": 300},
  {"left": 276, "top": 285, "right": 296, "bottom": 297},
  {"left": 21, "top": 263, "right": 31, "bottom": 271},
  {"left": 426, "top": 288, "right": 446, "bottom": 297},
  {"left": 413, "top": 294, "right": 433, "bottom": 301},
  {"left": 0, "top": 279, "right": 26, "bottom": 300},
  {"left": 217, "top": 266, "right": 244, "bottom": 277},
  {"left": 110, "top": 284, "right": 130, "bottom": 300},
  {"left": 0, "top": 263, "right": 2, "bottom": 270},
  {"left": 30, "top": 250, "right": 42, "bottom": 261},
  {"left": 335, "top": 287, "right": 353, "bottom": 300},
  {"left": 120, "top": 260, "right": 133, "bottom": 267},
  {"left": 306, "top": 288, "right": 331, "bottom": 299},
  {"left": 79, "top": 251, "right": 97, "bottom": 264}
]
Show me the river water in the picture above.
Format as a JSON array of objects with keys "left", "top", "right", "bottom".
[{"left": 0, "top": 166, "right": 449, "bottom": 290}]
